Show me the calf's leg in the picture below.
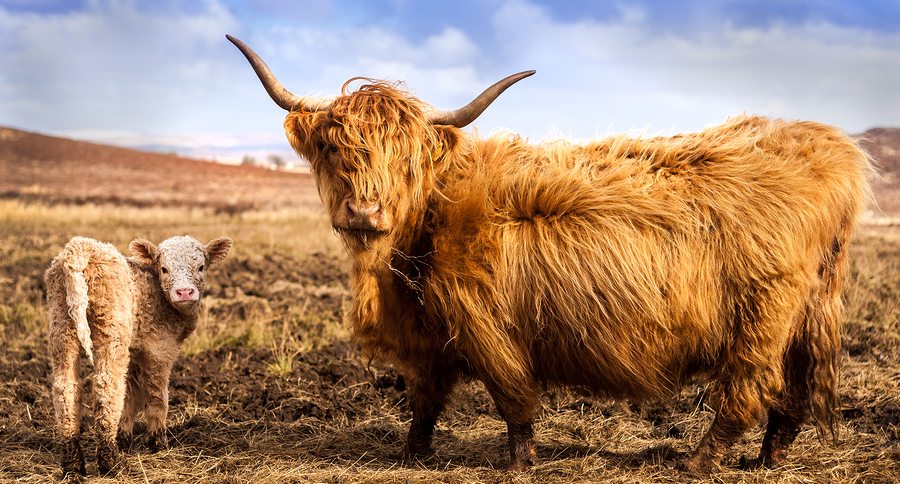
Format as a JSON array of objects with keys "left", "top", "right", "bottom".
[
  {"left": 142, "top": 351, "right": 176, "bottom": 451},
  {"left": 49, "top": 325, "right": 85, "bottom": 476},
  {"left": 117, "top": 357, "right": 147, "bottom": 450},
  {"left": 92, "top": 334, "right": 131, "bottom": 475}
]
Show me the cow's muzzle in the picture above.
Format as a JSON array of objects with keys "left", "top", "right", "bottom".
[{"left": 345, "top": 200, "right": 383, "bottom": 231}]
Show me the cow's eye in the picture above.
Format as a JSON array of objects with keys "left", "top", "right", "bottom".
[
  {"left": 161, "top": 266, "right": 169, "bottom": 274},
  {"left": 317, "top": 141, "right": 336, "bottom": 155},
  {"left": 198, "top": 264, "right": 204, "bottom": 272}
]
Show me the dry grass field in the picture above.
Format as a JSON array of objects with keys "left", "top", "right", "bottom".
[{"left": 0, "top": 127, "right": 897, "bottom": 482}]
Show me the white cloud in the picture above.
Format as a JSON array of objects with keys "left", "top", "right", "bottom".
[
  {"left": 0, "top": 1, "right": 244, "bottom": 138},
  {"left": 489, "top": 0, "right": 900, "bottom": 138},
  {"left": 1, "top": 0, "right": 898, "bottom": 160}
]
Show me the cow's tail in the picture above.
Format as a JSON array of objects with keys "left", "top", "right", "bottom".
[
  {"left": 62, "top": 248, "right": 94, "bottom": 366},
  {"left": 805, "top": 221, "right": 853, "bottom": 445}
]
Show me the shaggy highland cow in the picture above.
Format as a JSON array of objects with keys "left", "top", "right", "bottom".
[
  {"left": 229, "top": 35, "right": 871, "bottom": 472},
  {"left": 45, "top": 235, "right": 232, "bottom": 476}
]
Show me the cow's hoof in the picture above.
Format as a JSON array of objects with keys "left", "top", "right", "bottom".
[
  {"left": 505, "top": 459, "right": 536, "bottom": 471},
  {"left": 401, "top": 444, "right": 434, "bottom": 463},
  {"left": 676, "top": 454, "right": 716, "bottom": 475},
  {"left": 60, "top": 471, "right": 85, "bottom": 483},
  {"left": 505, "top": 452, "right": 537, "bottom": 471},
  {"left": 739, "top": 455, "right": 764, "bottom": 470}
]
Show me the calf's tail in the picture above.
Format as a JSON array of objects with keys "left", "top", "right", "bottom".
[{"left": 62, "top": 250, "right": 94, "bottom": 365}]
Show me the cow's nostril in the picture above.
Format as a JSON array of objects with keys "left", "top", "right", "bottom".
[{"left": 347, "top": 200, "right": 381, "bottom": 217}]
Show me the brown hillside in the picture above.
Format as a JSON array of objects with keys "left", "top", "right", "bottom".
[
  {"left": 2, "top": 125, "right": 898, "bottom": 216},
  {"left": 0, "top": 126, "right": 319, "bottom": 212},
  {"left": 857, "top": 127, "right": 900, "bottom": 216}
]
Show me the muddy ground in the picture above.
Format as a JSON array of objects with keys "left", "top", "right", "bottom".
[{"left": 1, "top": 231, "right": 898, "bottom": 482}]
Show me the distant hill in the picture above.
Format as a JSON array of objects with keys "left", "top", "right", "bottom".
[
  {"left": 1, "top": 125, "right": 898, "bottom": 217},
  {"left": 0, "top": 126, "right": 319, "bottom": 212},
  {"left": 857, "top": 127, "right": 900, "bottom": 217}
]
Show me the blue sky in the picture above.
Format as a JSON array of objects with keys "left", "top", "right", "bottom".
[{"left": 1, "top": 0, "right": 898, "bottom": 162}]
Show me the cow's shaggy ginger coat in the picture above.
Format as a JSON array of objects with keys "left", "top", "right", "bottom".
[
  {"left": 45, "top": 235, "right": 231, "bottom": 476},
  {"left": 230, "top": 35, "right": 872, "bottom": 472}
]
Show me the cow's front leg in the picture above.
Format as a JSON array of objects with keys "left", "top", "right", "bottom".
[
  {"left": 484, "top": 381, "right": 540, "bottom": 470},
  {"left": 403, "top": 360, "right": 461, "bottom": 458}
]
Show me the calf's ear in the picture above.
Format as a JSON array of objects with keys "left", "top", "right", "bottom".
[
  {"left": 129, "top": 239, "right": 159, "bottom": 264},
  {"left": 205, "top": 237, "right": 233, "bottom": 265}
]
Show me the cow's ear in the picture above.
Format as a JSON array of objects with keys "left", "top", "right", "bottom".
[
  {"left": 129, "top": 239, "right": 158, "bottom": 264},
  {"left": 431, "top": 125, "right": 462, "bottom": 164},
  {"left": 205, "top": 237, "right": 233, "bottom": 266}
]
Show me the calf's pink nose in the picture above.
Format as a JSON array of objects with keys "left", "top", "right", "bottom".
[{"left": 175, "top": 288, "right": 195, "bottom": 300}]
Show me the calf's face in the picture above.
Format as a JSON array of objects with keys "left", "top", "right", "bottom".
[{"left": 130, "top": 236, "right": 232, "bottom": 312}]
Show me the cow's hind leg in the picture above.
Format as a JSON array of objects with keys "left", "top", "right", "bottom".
[
  {"left": 682, "top": 283, "right": 804, "bottom": 473},
  {"left": 743, "top": 333, "right": 813, "bottom": 468},
  {"left": 745, "top": 235, "right": 847, "bottom": 470},
  {"left": 680, "top": 404, "right": 757, "bottom": 473},
  {"left": 403, "top": 359, "right": 461, "bottom": 458}
]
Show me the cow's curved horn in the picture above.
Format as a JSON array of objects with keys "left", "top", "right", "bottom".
[
  {"left": 427, "top": 70, "right": 535, "bottom": 127},
  {"left": 226, "top": 34, "right": 333, "bottom": 112}
]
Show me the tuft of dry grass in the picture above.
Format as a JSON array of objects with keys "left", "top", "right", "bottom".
[{"left": 1, "top": 200, "right": 898, "bottom": 483}]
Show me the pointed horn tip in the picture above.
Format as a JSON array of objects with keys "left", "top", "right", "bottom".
[
  {"left": 225, "top": 34, "right": 246, "bottom": 49},
  {"left": 507, "top": 70, "right": 536, "bottom": 82}
]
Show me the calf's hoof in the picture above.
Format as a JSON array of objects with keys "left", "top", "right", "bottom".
[
  {"left": 59, "top": 438, "right": 86, "bottom": 476},
  {"left": 147, "top": 430, "right": 169, "bottom": 452},
  {"left": 97, "top": 442, "right": 123, "bottom": 476},
  {"left": 116, "top": 430, "right": 133, "bottom": 451}
]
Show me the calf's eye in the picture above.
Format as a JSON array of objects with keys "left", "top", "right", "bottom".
[
  {"left": 161, "top": 267, "right": 169, "bottom": 274},
  {"left": 199, "top": 265, "right": 205, "bottom": 272}
]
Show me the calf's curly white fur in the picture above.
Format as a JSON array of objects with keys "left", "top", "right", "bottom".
[{"left": 45, "top": 235, "right": 231, "bottom": 476}]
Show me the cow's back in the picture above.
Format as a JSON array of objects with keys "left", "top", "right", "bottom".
[{"left": 428, "top": 116, "right": 871, "bottom": 400}]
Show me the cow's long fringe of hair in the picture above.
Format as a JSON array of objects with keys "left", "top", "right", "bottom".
[
  {"left": 284, "top": 80, "right": 448, "bottom": 233},
  {"left": 284, "top": 80, "right": 872, "bottom": 442}
]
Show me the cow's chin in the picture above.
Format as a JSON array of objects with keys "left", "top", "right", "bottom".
[
  {"left": 336, "top": 227, "right": 388, "bottom": 242},
  {"left": 335, "top": 227, "right": 391, "bottom": 252}
]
